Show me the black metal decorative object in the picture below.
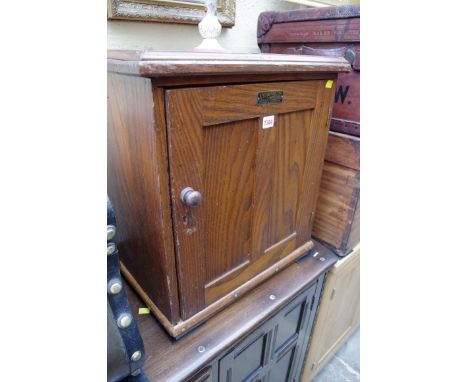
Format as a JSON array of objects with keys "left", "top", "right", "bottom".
[
  {"left": 256, "top": 90, "right": 284, "bottom": 105},
  {"left": 107, "top": 197, "right": 148, "bottom": 382}
]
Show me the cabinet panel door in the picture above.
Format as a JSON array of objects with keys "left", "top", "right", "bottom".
[
  {"left": 301, "top": 246, "right": 360, "bottom": 381},
  {"left": 217, "top": 279, "right": 321, "bottom": 382},
  {"left": 219, "top": 331, "right": 270, "bottom": 382},
  {"left": 166, "top": 81, "right": 333, "bottom": 318},
  {"left": 267, "top": 345, "right": 298, "bottom": 382}
]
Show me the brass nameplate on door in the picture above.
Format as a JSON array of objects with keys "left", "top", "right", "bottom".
[{"left": 257, "top": 91, "right": 283, "bottom": 105}]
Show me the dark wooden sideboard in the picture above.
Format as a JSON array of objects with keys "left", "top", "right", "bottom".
[
  {"left": 126, "top": 241, "right": 338, "bottom": 382},
  {"left": 107, "top": 51, "right": 349, "bottom": 337}
]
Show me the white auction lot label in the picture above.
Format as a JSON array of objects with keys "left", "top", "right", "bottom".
[{"left": 262, "top": 115, "right": 275, "bottom": 129}]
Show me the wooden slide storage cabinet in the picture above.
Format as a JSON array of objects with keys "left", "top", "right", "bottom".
[{"left": 107, "top": 51, "right": 349, "bottom": 337}]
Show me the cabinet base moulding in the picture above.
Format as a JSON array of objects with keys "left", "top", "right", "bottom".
[{"left": 121, "top": 240, "right": 314, "bottom": 338}]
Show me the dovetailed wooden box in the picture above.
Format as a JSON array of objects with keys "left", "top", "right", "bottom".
[
  {"left": 311, "top": 131, "right": 360, "bottom": 256},
  {"left": 107, "top": 50, "right": 349, "bottom": 337}
]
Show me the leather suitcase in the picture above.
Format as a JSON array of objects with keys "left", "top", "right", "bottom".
[
  {"left": 107, "top": 198, "right": 148, "bottom": 381},
  {"left": 257, "top": 5, "right": 360, "bottom": 136}
]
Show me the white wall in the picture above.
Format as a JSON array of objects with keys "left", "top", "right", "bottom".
[{"left": 108, "top": 0, "right": 305, "bottom": 53}]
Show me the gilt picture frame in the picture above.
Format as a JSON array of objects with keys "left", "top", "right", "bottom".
[{"left": 108, "top": 0, "right": 236, "bottom": 27}]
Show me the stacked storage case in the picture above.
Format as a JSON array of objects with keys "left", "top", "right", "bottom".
[
  {"left": 258, "top": 5, "right": 361, "bottom": 380},
  {"left": 258, "top": 4, "right": 360, "bottom": 256}
]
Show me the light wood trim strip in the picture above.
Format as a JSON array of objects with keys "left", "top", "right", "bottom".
[
  {"left": 107, "top": 58, "right": 350, "bottom": 77},
  {"left": 120, "top": 262, "right": 178, "bottom": 337},
  {"left": 264, "top": 231, "right": 297, "bottom": 256},
  {"left": 172, "top": 240, "right": 314, "bottom": 337},
  {"left": 205, "top": 260, "right": 251, "bottom": 290},
  {"left": 122, "top": 240, "right": 314, "bottom": 338}
]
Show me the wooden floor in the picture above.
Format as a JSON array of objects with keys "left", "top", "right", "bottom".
[{"left": 124, "top": 241, "right": 338, "bottom": 382}]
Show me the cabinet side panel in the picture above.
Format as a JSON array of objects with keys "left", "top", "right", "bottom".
[
  {"left": 295, "top": 80, "right": 335, "bottom": 245},
  {"left": 107, "top": 73, "right": 180, "bottom": 322},
  {"left": 300, "top": 248, "right": 360, "bottom": 381}
]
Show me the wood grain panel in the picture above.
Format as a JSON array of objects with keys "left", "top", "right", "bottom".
[
  {"left": 312, "top": 162, "right": 360, "bottom": 253},
  {"left": 252, "top": 118, "right": 277, "bottom": 258},
  {"left": 296, "top": 80, "right": 336, "bottom": 244},
  {"left": 270, "top": 110, "right": 310, "bottom": 245},
  {"left": 165, "top": 87, "right": 206, "bottom": 319},
  {"left": 202, "top": 81, "right": 316, "bottom": 126},
  {"left": 251, "top": 109, "right": 313, "bottom": 259},
  {"left": 203, "top": 120, "right": 256, "bottom": 282},
  {"left": 107, "top": 74, "right": 180, "bottom": 322},
  {"left": 325, "top": 132, "right": 360, "bottom": 170}
]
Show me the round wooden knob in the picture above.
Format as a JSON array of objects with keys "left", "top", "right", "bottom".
[{"left": 180, "top": 187, "right": 203, "bottom": 208}]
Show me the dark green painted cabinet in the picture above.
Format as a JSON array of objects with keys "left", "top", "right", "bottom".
[{"left": 191, "top": 275, "right": 324, "bottom": 382}]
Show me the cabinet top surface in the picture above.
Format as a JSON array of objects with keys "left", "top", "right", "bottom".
[{"left": 107, "top": 50, "right": 350, "bottom": 77}]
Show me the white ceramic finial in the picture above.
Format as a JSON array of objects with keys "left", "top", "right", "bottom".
[{"left": 194, "top": 0, "right": 225, "bottom": 52}]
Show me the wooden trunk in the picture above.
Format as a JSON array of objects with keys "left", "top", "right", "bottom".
[
  {"left": 301, "top": 244, "right": 360, "bottom": 381},
  {"left": 311, "top": 131, "right": 360, "bottom": 256},
  {"left": 257, "top": 4, "right": 360, "bottom": 136},
  {"left": 107, "top": 50, "right": 349, "bottom": 337}
]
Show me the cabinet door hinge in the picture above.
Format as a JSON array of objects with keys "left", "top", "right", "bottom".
[{"left": 309, "top": 212, "right": 315, "bottom": 227}]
